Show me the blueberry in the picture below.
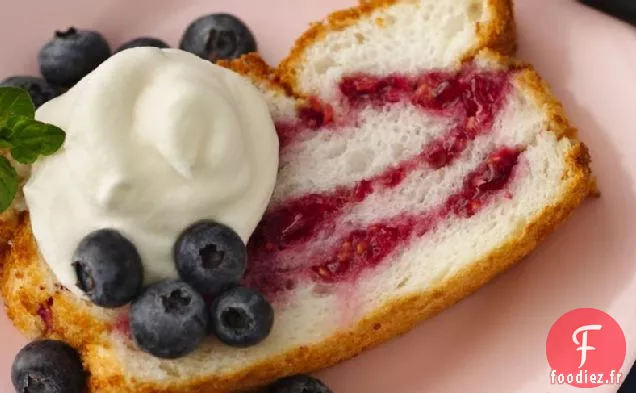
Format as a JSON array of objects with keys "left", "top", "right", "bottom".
[
  {"left": 267, "top": 375, "right": 333, "bottom": 393},
  {"left": 116, "top": 37, "right": 169, "bottom": 53},
  {"left": 130, "top": 280, "right": 208, "bottom": 359},
  {"left": 174, "top": 220, "right": 247, "bottom": 296},
  {"left": 11, "top": 340, "right": 86, "bottom": 393},
  {"left": 179, "top": 14, "right": 257, "bottom": 62},
  {"left": 0, "top": 77, "right": 60, "bottom": 108},
  {"left": 210, "top": 286, "right": 274, "bottom": 348},
  {"left": 72, "top": 229, "right": 143, "bottom": 308},
  {"left": 39, "top": 27, "right": 111, "bottom": 87}
]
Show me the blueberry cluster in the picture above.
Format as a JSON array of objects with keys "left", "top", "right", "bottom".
[
  {"left": 74, "top": 220, "right": 274, "bottom": 357},
  {"left": 11, "top": 220, "right": 333, "bottom": 393},
  {"left": 1, "top": 13, "right": 257, "bottom": 108}
]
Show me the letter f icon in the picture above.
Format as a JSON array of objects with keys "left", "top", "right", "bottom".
[{"left": 573, "top": 324, "right": 603, "bottom": 368}]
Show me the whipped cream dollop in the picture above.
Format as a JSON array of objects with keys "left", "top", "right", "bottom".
[{"left": 24, "top": 48, "right": 279, "bottom": 296}]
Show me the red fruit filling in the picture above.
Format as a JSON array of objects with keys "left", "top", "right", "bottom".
[
  {"left": 276, "top": 97, "right": 335, "bottom": 149},
  {"left": 341, "top": 69, "right": 512, "bottom": 169},
  {"left": 244, "top": 66, "right": 519, "bottom": 300},
  {"left": 113, "top": 312, "right": 131, "bottom": 339},
  {"left": 244, "top": 147, "right": 521, "bottom": 296},
  {"left": 339, "top": 75, "right": 414, "bottom": 105},
  {"left": 37, "top": 297, "right": 54, "bottom": 333},
  {"left": 311, "top": 147, "right": 521, "bottom": 282},
  {"left": 446, "top": 147, "right": 521, "bottom": 218},
  {"left": 277, "top": 68, "right": 511, "bottom": 165},
  {"left": 339, "top": 68, "right": 510, "bottom": 118},
  {"left": 298, "top": 97, "right": 334, "bottom": 129}
]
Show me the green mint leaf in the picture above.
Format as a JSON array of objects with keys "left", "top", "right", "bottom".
[
  {"left": 11, "top": 146, "right": 38, "bottom": 165},
  {"left": 0, "top": 87, "right": 35, "bottom": 127},
  {"left": 5, "top": 116, "right": 65, "bottom": 164},
  {"left": 0, "top": 156, "right": 18, "bottom": 213},
  {"left": 0, "top": 128, "right": 12, "bottom": 149},
  {"left": 0, "top": 87, "right": 65, "bottom": 213}
]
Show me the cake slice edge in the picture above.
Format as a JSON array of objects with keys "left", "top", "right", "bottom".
[{"left": 0, "top": 1, "right": 597, "bottom": 392}]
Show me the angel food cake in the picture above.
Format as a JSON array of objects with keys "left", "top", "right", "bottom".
[{"left": 1, "top": 1, "right": 595, "bottom": 393}]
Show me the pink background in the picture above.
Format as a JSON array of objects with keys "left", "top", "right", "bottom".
[{"left": 1, "top": 0, "right": 636, "bottom": 392}]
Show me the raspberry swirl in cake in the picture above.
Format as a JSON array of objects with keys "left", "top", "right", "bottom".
[{"left": 243, "top": 64, "right": 522, "bottom": 301}]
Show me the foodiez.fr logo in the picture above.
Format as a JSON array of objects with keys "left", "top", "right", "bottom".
[{"left": 546, "top": 308, "right": 627, "bottom": 388}]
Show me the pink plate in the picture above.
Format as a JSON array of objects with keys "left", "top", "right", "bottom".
[{"left": 1, "top": 0, "right": 635, "bottom": 392}]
